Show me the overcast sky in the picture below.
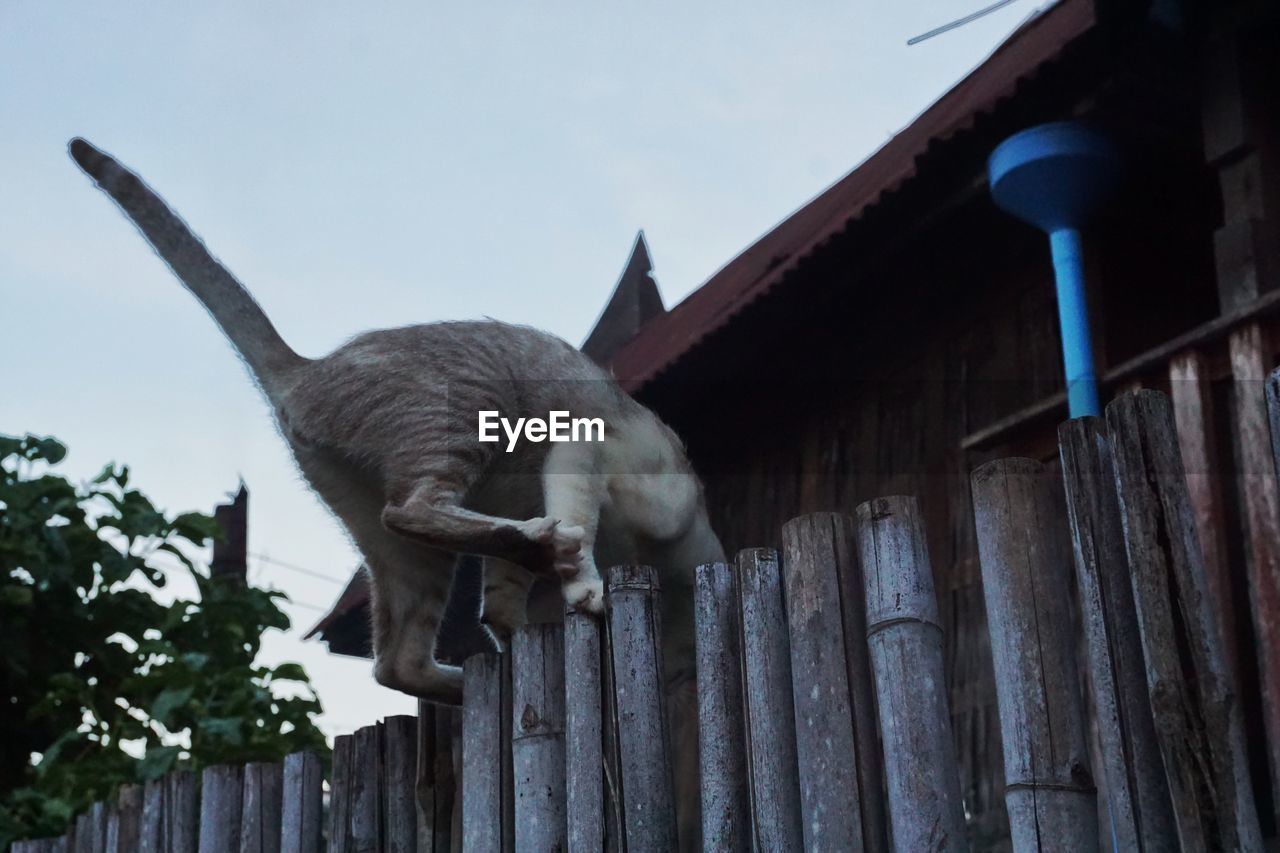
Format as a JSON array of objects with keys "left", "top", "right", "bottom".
[{"left": 4, "top": 1, "right": 1047, "bottom": 738}]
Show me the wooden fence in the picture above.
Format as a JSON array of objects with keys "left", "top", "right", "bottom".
[{"left": 14, "top": 384, "right": 1280, "bottom": 851}]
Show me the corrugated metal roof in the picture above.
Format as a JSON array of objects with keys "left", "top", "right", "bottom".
[
  {"left": 308, "top": 0, "right": 1098, "bottom": 647},
  {"left": 608, "top": 0, "right": 1096, "bottom": 391}
]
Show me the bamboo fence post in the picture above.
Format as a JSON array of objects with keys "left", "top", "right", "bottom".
[
  {"left": 350, "top": 724, "right": 384, "bottom": 852},
  {"left": 198, "top": 765, "right": 245, "bottom": 853},
  {"left": 280, "top": 751, "right": 323, "bottom": 853},
  {"left": 781, "top": 513, "right": 886, "bottom": 852},
  {"left": 1058, "top": 418, "right": 1178, "bottom": 850},
  {"left": 564, "top": 609, "right": 605, "bottom": 853},
  {"left": 463, "top": 652, "right": 508, "bottom": 853},
  {"left": 692, "top": 561, "right": 750, "bottom": 852},
  {"left": 855, "top": 496, "right": 968, "bottom": 852},
  {"left": 736, "top": 548, "right": 804, "bottom": 852},
  {"left": 511, "top": 624, "right": 568, "bottom": 851},
  {"left": 109, "top": 784, "right": 141, "bottom": 853},
  {"left": 606, "top": 565, "right": 678, "bottom": 853},
  {"left": 240, "top": 762, "right": 283, "bottom": 853},
  {"left": 1106, "top": 390, "right": 1263, "bottom": 849},
  {"left": 329, "top": 734, "right": 354, "bottom": 853},
  {"left": 971, "top": 458, "right": 1098, "bottom": 850},
  {"left": 383, "top": 714, "right": 418, "bottom": 852}
]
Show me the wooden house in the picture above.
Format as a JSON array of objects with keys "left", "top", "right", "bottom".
[{"left": 311, "top": 0, "right": 1280, "bottom": 844}]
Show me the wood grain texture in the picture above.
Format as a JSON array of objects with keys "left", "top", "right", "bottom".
[
  {"left": 970, "top": 458, "right": 1098, "bottom": 851},
  {"left": 280, "top": 751, "right": 323, "bottom": 853},
  {"left": 856, "top": 497, "right": 968, "bottom": 852},
  {"left": 239, "top": 762, "right": 283, "bottom": 853},
  {"left": 692, "top": 561, "right": 750, "bottom": 852},
  {"left": 563, "top": 610, "right": 605, "bottom": 853},
  {"left": 1228, "top": 324, "right": 1280, "bottom": 823},
  {"left": 736, "top": 548, "right": 804, "bottom": 852},
  {"left": 781, "top": 513, "right": 885, "bottom": 852},
  {"left": 511, "top": 624, "right": 568, "bottom": 852},
  {"left": 463, "top": 653, "right": 507, "bottom": 853},
  {"left": 1107, "top": 390, "right": 1263, "bottom": 850},
  {"left": 1168, "top": 350, "right": 1236, "bottom": 668},
  {"left": 381, "top": 715, "right": 418, "bottom": 853},
  {"left": 605, "top": 565, "right": 678, "bottom": 853},
  {"left": 110, "top": 785, "right": 142, "bottom": 853},
  {"left": 198, "top": 765, "right": 244, "bottom": 853},
  {"left": 350, "top": 724, "right": 384, "bottom": 852},
  {"left": 328, "top": 734, "right": 354, "bottom": 853},
  {"left": 1058, "top": 419, "right": 1177, "bottom": 851}
]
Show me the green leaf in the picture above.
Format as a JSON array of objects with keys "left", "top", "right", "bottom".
[
  {"left": 150, "top": 687, "right": 194, "bottom": 727},
  {"left": 138, "top": 745, "right": 181, "bottom": 781}
]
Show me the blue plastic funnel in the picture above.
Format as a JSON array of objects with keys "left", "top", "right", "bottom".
[{"left": 989, "top": 122, "right": 1120, "bottom": 417}]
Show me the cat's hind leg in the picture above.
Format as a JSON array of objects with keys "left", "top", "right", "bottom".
[{"left": 368, "top": 544, "right": 464, "bottom": 704}]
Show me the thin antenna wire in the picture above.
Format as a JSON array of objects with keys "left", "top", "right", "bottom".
[
  {"left": 250, "top": 552, "right": 347, "bottom": 585},
  {"left": 907, "top": 0, "right": 1020, "bottom": 45}
]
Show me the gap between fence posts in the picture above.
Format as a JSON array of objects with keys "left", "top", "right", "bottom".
[
  {"left": 511, "top": 623, "right": 568, "bottom": 852},
  {"left": 736, "top": 548, "right": 804, "bottom": 852},
  {"left": 971, "top": 458, "right": 1099, "bottom": 851},
  {"left": 1058, "top": 417, "right": 1177, "bottom": 850},
  {"left": 692, "top": 561, "right": 750, "bottom": 853},
  {"left": 462, "top": 652, "right": 509, "bottom": 853},
  {"left": 564, "top": 609, "right": 605, "bottom": 853},
  {"left": 782, "top": 513, "right": 886, "bottom": 853},
  {"left": 605, "top": 565, "right": 678, "bottom": 853},
  {"left": 855, "top": 496, "right": 968, "bottom": 853},
  {"left": 1106, "top": 390, "right": 1263, "bottom": 849}
]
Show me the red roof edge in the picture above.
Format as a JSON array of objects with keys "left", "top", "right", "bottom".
[{"left": 608, "top": 0, "right": 1097, "bottom": 392}]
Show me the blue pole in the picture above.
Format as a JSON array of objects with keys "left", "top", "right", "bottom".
[{"left": 1048, "top": 227, "right": 1100, "bottom": 417}]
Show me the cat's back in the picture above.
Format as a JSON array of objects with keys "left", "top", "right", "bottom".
[{"left": 282, "top": 320, "right": 630, "bottom": 447}]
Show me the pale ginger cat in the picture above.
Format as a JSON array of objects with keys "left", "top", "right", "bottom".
[{"left": 69, "top": 138, "right": 720, "bottom": 846}]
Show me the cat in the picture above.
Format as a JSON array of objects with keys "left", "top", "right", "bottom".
[{"left": 69, "top": 137, "right": 721, "bottom": 846}]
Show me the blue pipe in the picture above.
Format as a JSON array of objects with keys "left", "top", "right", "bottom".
[{"left": 1049, "top": 227, "right": 1100, "bottom": 417}]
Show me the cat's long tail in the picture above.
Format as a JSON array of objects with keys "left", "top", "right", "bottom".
[{"left": 68, "top": 137, "right": 307, "bottom": 397}]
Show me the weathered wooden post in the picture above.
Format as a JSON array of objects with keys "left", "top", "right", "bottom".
[
  {"left": 971, "top": 458, "right": 1098, "bottom": 850},
  {"left": 781, "top": 513, "right": 886, "bottom": 852},
  {"left": 510, "top": 624, "right": 568, "bottom": 851},
  {"left": 280, "top": 751, "right": 323, "bottom": 853},
  {"left": 416, "top": 702, "right": 459, "bottom": 853},
  {"left": 1058, "top": 418, "right": 1177, "bottom": 850},
  {"left": 106, "top": 784, "right": 141, "bottom": 853},
  {"left": 462, "top": 652, "right": 509, "bottom": 852},
  {"left": 141, "top": 769, "right": 198, "bottom": 853},
  {"left": 198, "top": 765, "right": 245, "bottom": 853},
  {"left": 855, "top": 496, "right": 968, "bottom": 853},
  {"left": 693, "top": 561, "right": 750, "bottom": 852},
  {"left": 328, "top": 734, "right": 355, "bottom": 853},
  {"left": 240, "top": 762, "right": 284, "bottom": 853},
  {"left": 606, "top": 565, "right": 678, "bottom": 852},
  {"left": 564, "top": 609, "right": 605, "bottom": 853},
  {"left": 383, "top": 715, "right": 419, "bottom": 852},
  {"left": 350, "top": 723, "right": 384, "bottom": 851},
  {"left": 736, "top": 548, "right": 804, "bottom": 852},
  {"left": 1106, "top": 390, "right": 1263, "bottom": 849}
]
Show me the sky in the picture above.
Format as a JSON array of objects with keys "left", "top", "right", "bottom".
[{"left": 3, "top": 1, "right": 1050, "bottom": 738}]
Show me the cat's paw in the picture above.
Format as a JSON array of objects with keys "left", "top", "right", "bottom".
[
  {"left": 552, "top": 524, "right": 586, "bottom": 579},
  {"left": 563, "top": 573, "right": 606, "bottom": 616}
]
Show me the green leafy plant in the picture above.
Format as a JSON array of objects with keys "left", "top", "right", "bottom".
[{"left": 0, "top": 434, "right": 328, "bottom": 847}]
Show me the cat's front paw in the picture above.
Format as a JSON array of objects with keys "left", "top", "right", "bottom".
[{"left": 563, "top": 573, "right": 606, "bottom": 616}]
